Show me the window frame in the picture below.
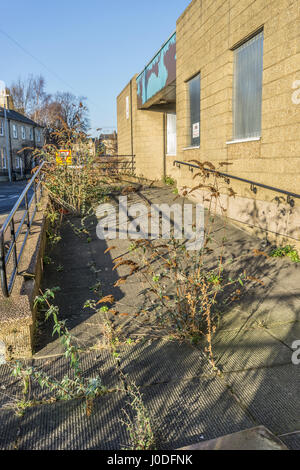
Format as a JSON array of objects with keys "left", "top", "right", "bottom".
[
  {"left": 1, "top": 148, "right": 7, "bottom": 169},
  {"left": 166, "top": 113, "right": 177, "bottom": 156},
  {"left": 12, "top": 124, "right": 18, "bottom": 139},
  {"left": 21, "top": 126, "right": 26, "bottom": 140},
  {"left": 30, "top": 127, "right": 34, "bottom": 141},
  {"left": 126, "top": 96, "right": 129, "bottom": 120},
  {"left": 187, "top": 73, "right": 201, "bottom": 148},
  {"left": 232, "top": 30, "right": 264, "bottom": 142},
  {"left": 15, "top": 156, "right": 20, "bottom": 169},
  {"left": 0, "top": 120, "right": 4, "bottom": 137}
]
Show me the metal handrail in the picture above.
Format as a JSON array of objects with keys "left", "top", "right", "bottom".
[
  {"left": 173, "top": 160, "right": 300, "bottom": 206},
  {"left": 97, "top": 155, "right": 135, "bottom": 174},
  {"left": 0, "top": 161, "right": 46, "bottom": 297}
]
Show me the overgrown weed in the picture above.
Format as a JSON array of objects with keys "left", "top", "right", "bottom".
[
  {"left": 118, "top": 161, "right": 262, "bottom": 367},
  {"left": 270, "top": 245, "right": 300, "bottom": 263},
  {"left": 120, "top": 381, "right": 156, "bottom": 451},
  {"left": 10, "top": 288, "right": 108, "bottom": 416}
]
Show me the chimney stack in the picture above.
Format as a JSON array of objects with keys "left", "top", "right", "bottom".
[{"left": 0, "top": 80, "right": 9, "bottom": 109}]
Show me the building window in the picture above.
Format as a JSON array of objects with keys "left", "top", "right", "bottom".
[
  {"left": 30, "top": 127, "right": 34, "bottom": 141},
  {"left": 126, "top": 96, "right": 129, "bottom": 120},
  {"left": 1, "top": 149, "right": 7, "bottom": 169},
  {"left": 15, "top": 156, "right": 21, "bottom": 169},
  {"left": 188, "top": 74, "right": 201, "bottom": 147},
  {"left": 233, "top": 30, "right": 264, "bottom": 140},
  {"left": 36, "top": 129, "right": 41, "bottom": 142},
  {"left": 167, "top": 113, "right": 177, "bottom": 156},
  {"left": 0, "top": 120, "right": 4, "bottom": 136},
  {"left": 12, "top": 124, "right": 18, "bottom": 139},
  {"left": 21, "top": 126, "right": 26, "bottom": 140}
]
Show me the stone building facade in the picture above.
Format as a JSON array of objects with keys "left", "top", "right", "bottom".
[
  {"left": 117, "top": 0, "right": 300, "bottom": 246},
  {"left": 0, "top": 103, "right": 44, "bottom": 181}
]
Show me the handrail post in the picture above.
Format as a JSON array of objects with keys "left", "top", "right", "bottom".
[
  {"left": 10, "top": 218, "right": 18, "bottom": 278},
  {"left": 0, "top": 232, "right": 9, "bottom": 298},
  {"left": 34, "top": 179, "right": 38, "bottom": 205},
  {"left": 25, "top": 192, "right": 30, "bottom": 229}
]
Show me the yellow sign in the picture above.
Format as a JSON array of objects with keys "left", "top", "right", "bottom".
[{"left": 56, "top": 150, "right": 72, "bottom": 166}]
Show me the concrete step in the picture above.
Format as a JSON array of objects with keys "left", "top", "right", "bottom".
[{"left": 179, "top": 426, "right": 289, "bottom": 450}]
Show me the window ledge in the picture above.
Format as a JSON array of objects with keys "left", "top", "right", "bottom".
[
  {"left": 226, "top": 137, "right": 261, "bottom": 145},
  {"left": 183, "top": 146, "right": 200, "bottom": 151},
  {"left": 166, "top": 154, "right": 177, "bottom": 157}
]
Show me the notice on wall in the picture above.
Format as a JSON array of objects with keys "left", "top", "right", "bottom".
[
  {"left": 126, "top": 96, "right": 129, "bottom": 120},
  {"left": 192, "top": 122, "right": 200, "bottom": 139}
]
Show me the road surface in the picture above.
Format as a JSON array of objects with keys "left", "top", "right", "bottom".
[{"left": 0, "top": 181, "right": 30, "bottom": 216}]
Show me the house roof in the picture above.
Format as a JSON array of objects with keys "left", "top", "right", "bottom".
[
  {"left": 0, "top": 107, "right": 43, "bottom": 127},
  {"left": 100, "top": 133, "right": 117, "bottom": 140}
]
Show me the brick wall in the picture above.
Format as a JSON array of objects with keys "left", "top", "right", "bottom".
[
  {"left": 117, "top": 77, "right": 165, "bottom": 180},
  {"left": 171, "top": 0, "right": 300, "bottom": 245},
  {"left": 117, "top": 0, "right": 300, "bottom": 245},
  {"left": 117, "top": 81, "right": 133, "bottom": 156}
]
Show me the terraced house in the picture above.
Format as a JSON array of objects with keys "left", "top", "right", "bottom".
[
  {"left": 117, "top": 0, "right": 300, "bottom": 247},
  {"left": 0, "top": 95, "right": 44, "bottom": 182}
]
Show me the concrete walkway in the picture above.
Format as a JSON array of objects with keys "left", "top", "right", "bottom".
[{"left": 0, "top": 187, "right": 299, "bottom": 450}]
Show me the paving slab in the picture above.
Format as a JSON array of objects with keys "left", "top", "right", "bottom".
[
  {"left": 0, "top": 362, "right": 30, "bottom": 409},
  {"left": 17, "top": 394, "right": 130, "bottom": 450},
  {"left": 30, "top": 351, "right": 121, "bottom": 400},
  {"left": 65, "top": 320, "right": 105, "bottom": 348},
  {"left": 265, "top": 262, "right": 300, "bottom": 296},
  {"left": 0, "top": 410, "right": 21, "bottom": 450},
  {"left": 266, "top": 322, "right": 300, "bottom": 349},
  {"left": 248, "top": 287, "right": 300, "bottom": 327},
  {"left": 34, "top": 336, "right": 66, "bottom": 357},
  {"left": 217, "top": 305, "right": 261, "bottom": 332},
  {"left": 179, "top": 426, "right": 288, "bottom": 450},
  {"left": 140, "top": 377, "right": 254, "bottom": 450},
  {"left": 44, "top": 266, "right": 96, "bottom": 292},
  {"left": 280, "top": 432, "right": 300, "bottom": 450},
  {"left": 212, "top": 327, "right": 292, "bottom": 372},
  {"left": 224, "top": 364, "right": 300, "bottom": 435},
  {"left": 219, "top": 280, "right": 276, "bottom": 328},
  {"left": 119, "top": 339, "right": 210, "bottom": 387},
  {"left": 1, "top": 351, "right": 121, "bottom": 410},
  {"left": 35, "top": 310, "right": 106, "bottom": 356}
]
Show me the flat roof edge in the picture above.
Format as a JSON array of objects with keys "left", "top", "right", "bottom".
[{"left": 136, "top": 30, "right": 176, "bottom": 81}]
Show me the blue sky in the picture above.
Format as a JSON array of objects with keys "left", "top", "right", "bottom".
[{"left": 1, "top": 0, "right": 191, "bottom": 136}]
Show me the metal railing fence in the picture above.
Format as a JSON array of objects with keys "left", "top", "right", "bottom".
[{"left": 0, "top": 162, "right": 45, "bottom": 297}]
